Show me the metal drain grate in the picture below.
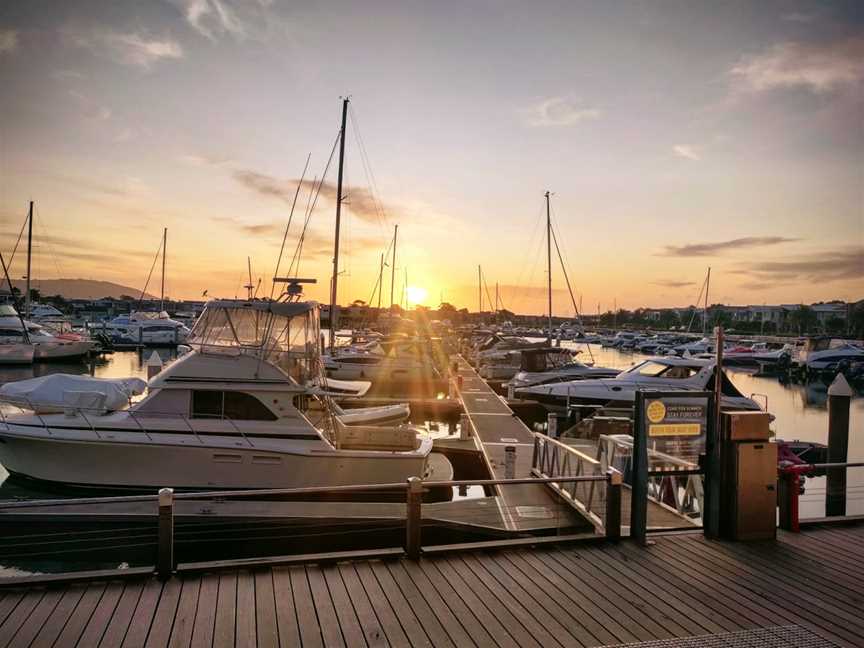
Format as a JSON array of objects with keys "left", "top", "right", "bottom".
[{"left": 600, "top": 626, "right": 837, "bottom": 648}]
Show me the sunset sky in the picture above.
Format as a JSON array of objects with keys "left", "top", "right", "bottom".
[{"left": 1, "top": 1, "right": 861, "bottom": 315}]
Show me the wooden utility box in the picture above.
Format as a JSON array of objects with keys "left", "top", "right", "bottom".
[{"left": 720, "top": 412, "right": 777, "bottom": 540}]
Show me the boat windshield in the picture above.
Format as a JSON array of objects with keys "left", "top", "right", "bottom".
[
  {"left": 626, "top": 361, "right": 699, "bottom": 379},
  {"left": 190, "top": 301, "right": 320, "bottom": 382}
]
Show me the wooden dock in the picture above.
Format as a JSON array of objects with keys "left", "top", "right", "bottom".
[
  {"left": 1, "top": 524, "right": 860, "bottom": 647},
  {"left": 454, "top": 357, "right": 590, "bottom": 533}
]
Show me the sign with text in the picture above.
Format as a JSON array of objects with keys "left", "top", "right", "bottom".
[{"left": 644, "top": 395, "right": 709, "bottom": 459}]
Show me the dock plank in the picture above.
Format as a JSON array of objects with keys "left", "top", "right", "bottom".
[{"left": 1, "top": 525, "right": 863, "bottom": 648}]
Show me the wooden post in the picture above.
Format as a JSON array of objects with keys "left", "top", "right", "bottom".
[
  {"left": 826, "top": 374, "right": 853, "bottom": 517},
  {"left": 547, "top": 413, "right": 558, "bottom": 439},
  {"left": 405, "top": 477, "right": 423, "bottom": 560},
  {"left": 605, "top": 468, "right": 622, "bottom": 542},
  {"left": 157, "top": 488, "right": 174, "bottom": 580}
]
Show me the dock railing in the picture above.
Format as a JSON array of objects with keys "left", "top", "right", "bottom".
[
  {"left": 0, "top": 472, "right": 621, "bottom": 584},
  {"left": 531, "top": 433, "right": 622, "bottom": 534},
  {"left": 778, "top": 461, "right": 864, "bottom": 532}
]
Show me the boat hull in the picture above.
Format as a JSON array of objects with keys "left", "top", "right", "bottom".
[
  {"left": 0, "top": 345, "right": 35, "bottom": 365},
  {"left": 0, "top": 430, "right": 430, "bottom": 490}
]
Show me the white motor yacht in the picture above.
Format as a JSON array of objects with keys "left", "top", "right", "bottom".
[
  {"left": 323, "top": 337, "right": 445, "bottom": 384},
  {"left": 0, "top": 305, "right": 94, "bottom": 361},
  {"left": 101, "top": 311, "right": 190, "bottom": 346},
  {"left": 508, "top": 348, "right": 620, "bottom": 389},
  {"left": 796, "top": 337, "right": 864, "bottom": 372},
  {"left": 0, "top": 299, "right": 436, "bottom": 490},
  {"left": 516, "top": 356, "right": 764, "bottom": 413}
]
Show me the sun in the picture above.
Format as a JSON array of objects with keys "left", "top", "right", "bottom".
[{"left": 405, "top": 285, "right": 428, "bottom": 306}]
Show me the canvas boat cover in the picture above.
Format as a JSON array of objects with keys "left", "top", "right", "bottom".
[{"left": 0, "top": 374, "right": 147, "bottom": 414}]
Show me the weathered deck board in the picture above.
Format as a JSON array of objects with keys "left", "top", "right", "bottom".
[{"left": 0, "top": 524, "right": 860, "bottom": 647}]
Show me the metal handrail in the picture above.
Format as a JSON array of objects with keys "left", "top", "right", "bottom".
[{"left": 0, "top": 474, "right": 609, "bottom": 510}]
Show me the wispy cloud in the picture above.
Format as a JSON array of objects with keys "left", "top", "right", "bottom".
[
  {"left": 730, "top": 37, "right": 864, "bottom": 94},
  {"left": 651, "top": 280, "right": 696, "bottom": 288},
  {"left": 781, "top": 12, "right": 815, "bottom": 23},
  {"left": 232, "top": 169, "right": 390, "bottom": 225},
  {"left": 68, "top": 29, "right": 183, "bottom": 69},
  {"left": 68, "top": 90, "right": 112, "bottom": 121},
  {"left": 179, "top": 153, "right": 234, "bottom": 166},
  {"left": 0, "top": 29, "right": 17, "bottom": 54},
  {"left": 660, "top": 236, "right": 799, "bottom": 257},
  {"left": 169, "top": 0, "right": 275, "bottom": 41},
  {"left": 672, "top": 145, "right": 700, "bottom": 161},
  {"left": 521, "top": 96, "right": 602, "bottom": 127},
  {"left": 736, "top": 247, "right": 863, "bottom": 283}
]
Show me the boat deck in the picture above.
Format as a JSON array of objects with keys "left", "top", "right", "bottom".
[{"left": 0, "top": 523, "right": 860, "bottom": 647}]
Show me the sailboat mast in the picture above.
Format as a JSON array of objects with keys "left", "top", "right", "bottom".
[
  {"left": 703, "top": 266, "right": 711, "bottom": 336},
  {"left": 377, "top": 254, "right": 383, "bottom": 311},
  {"left": 389, "top": 224, "right": 397, "bottom": 308},
  {"left": 329, "top": 97, "right": 349, "bottom": 350},
  {"left": 24, "top": 201, "right": 33, "bottom": 319},
  {"left": 545, "top": 191, "right": 552, "bottom": 343},
  {"left": 160, "top": 227, "right": 167, "bottom": 311},
  {"left": 478, "top": 265, "right": 482, "bottom": 314}
]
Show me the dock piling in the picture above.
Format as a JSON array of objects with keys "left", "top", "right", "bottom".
[
  {"left": 604, "top": 469, "right": 622, "bottom": 541},
  {"left": 826, "top": 374, "right": 853, "bottom": 517},
  {"left": 405, "top": 477, "right": 423, "bottom": 560},
  {"left": 157, "top": 487, "right": 175, "bottom": 580},
  {"left": 504, "top": 446, "right": 516, "bottom": 479}
]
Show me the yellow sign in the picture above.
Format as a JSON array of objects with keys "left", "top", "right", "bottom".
[
  {"left": 646, "top": 400, "right": 666, "bottom": 423},
  {"left": 649, "top": 423, "right": 702, "bottom": 437}
]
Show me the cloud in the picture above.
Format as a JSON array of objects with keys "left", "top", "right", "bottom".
[
  {"left": 781, "top": 12, "right": 815, "bottom": 23},
  {"left": 0, "top": 29, "right": 17, "bottom": 54},
  {"left": 169, "top": 0, "right": 275, "bottom": 41},
  {"left": 68, "top": 29, "right": 183, "bottom": 69},
  {"left": 672, "top": 145, "right": 700, "bottom": 161},
  {"left": 521, "top": 96, "right": 602, "bottom": 127},
  {"left": 67, "top": 90, "right": 112, "bottom": 121},
  {"left": 651, "top": 280, "right": 696, "bottom": 288},
  {"left": 738, "top": 247, "right": 863, "bottom": 283},
  {"left": 179, "top": 153, "right": 234, "bottom": 166},
  {"left": 730, "top": 37, "right": 864, "bottom": 94},
  {"left": 660, "top": 236, "right": 799, "bottom": 257},
  {"left": 232, "top": 170, "right": 389, "bottom": 225}
]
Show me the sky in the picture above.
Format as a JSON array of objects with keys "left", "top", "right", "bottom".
[{"left": 0, "top": 0, "right": 862, "bottom": 315}]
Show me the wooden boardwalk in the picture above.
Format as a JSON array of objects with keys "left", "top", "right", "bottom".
[{"left": 1, "top": 524, "right": 860, "bottom": 647}]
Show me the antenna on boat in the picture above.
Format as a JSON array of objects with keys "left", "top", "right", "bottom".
[
  {"left": 0, "top": 249, "right": 31, "bottom": 345},
  {"left": 329, "top": 96, "right": 350, "bottom": 351},
  {"left": 272, "top": 277, "right": 317, "bottom": 302},
  {"left": 703, "top": 266, "right": 711, "bottom": 336},
  {"left": 390, "top": 224, "right": 398, "bottom": 309}
]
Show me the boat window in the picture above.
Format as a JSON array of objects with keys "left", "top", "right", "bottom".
[
  {"left": 629, "top": 361, "right": 670, "bottom": 377},
  {"left": 663, "top": 366, "right": 699, "bottom": 379},
  {"left": 191, "top": 391, "right": 223, "bottom": 418},
  {"left": 0, "top": 329, "right": 24, "bottom": 337},
  {"left": 339, "top": 357, "right": 381, "bottom": 365},
  {"left": 191, "top": 390, "right": 277, "bottom": 421},
  {"left": 224, "top": 392, "right": 277, "bottom": 421}
]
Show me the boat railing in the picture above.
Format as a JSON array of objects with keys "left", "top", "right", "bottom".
[
  {"left": 778, "top": 461, "right": 864, "bottom": 532},
  {"left": 0, "top": 472, "right": 622, "bottom": 585}
]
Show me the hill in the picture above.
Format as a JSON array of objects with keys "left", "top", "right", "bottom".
[{"left": 10, "top": 279, "right": 156, "bottom": 300}]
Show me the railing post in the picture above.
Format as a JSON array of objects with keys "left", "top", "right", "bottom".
[
  {"left": 777, "top": 469, "right": 800, "bottom": 533},
  {"left": 826, "top": 374, "right": 852, "bottom": 517},
  {"left": 605, "top": 468, "right": 622, "bottom": 542},
  {"left": 405, "top": 477, "right": 423, "bottom": 560},
  {"left": 157, "top": 487, "right": 175, "bottom": 580}
]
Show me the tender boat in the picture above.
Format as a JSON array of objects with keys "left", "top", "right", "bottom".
[
  {"left": 0, "top": 298, "right": 437, "bottom": 490},
  {"left": 515, "top": 356, "right": 765, "bottom": 413}
]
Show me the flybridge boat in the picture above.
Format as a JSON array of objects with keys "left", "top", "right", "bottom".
[
  {"left": 507, "top": 348, "right": 620, "bottom": 389},
  {"left": 516, "top": 356, "right": 764, "bottom": 413},
  {"left": 0, "top": 299, "right": 438, "bottom": 490}
]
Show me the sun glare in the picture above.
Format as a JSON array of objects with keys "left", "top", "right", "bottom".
[{"left": 405, "top": 285, "right": 428, "bottom": 306}]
